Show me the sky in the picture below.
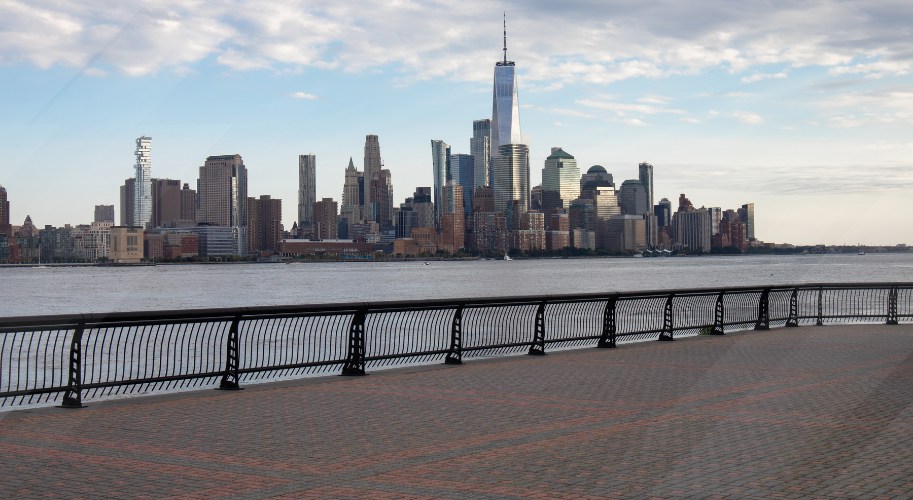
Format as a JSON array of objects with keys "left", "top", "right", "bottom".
[{"left": 1, "top": 0, "right": 912, "bottom": 245}]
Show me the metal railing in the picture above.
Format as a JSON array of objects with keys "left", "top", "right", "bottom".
[{"left": 2, "top": 283, "right": 911, "bottom": 408}]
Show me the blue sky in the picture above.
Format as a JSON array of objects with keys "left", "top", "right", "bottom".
[{"left": 2, "top": 0, "right": 912, "bottom": 245}]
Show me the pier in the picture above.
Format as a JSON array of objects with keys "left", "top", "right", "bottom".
[{"left": 2, "top": 323, "right": 912, "bottom": 498}]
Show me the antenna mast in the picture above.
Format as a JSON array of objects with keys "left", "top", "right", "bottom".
[{"left": 503, "top": 12, "right": 508, "bottom": 64}]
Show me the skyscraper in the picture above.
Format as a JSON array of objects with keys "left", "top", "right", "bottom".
[
  {"left": 197, "top": 154, "right": 248, "bottom": 232},
  {"left": 638, "top": 162, "right": 654, "bottom": 209},
  {"left": 133, "top": 136, "right": 152, "bottom": 228},
  {"left": 491, "top": 16, "right": 521, "bottom": 152},
  {"left": 471, "top": 119, "right": 491, "bottom": 188},
  {"left": 298, "top": 154, "right": 316, "bottom": 233},
  {"left": 491, "top": 143, "right": 529, "bottom": 217},
  {"left": 247, "top": 195, "right": 283, "bottom": 253},
  {"left": 94, "top": 205, "right": 115, "bottom": 224},
  {"left": 541, "top": 147, "right": 580, "bottom": 213},
  {"left": 363, "top": 134, "right": 382, "bottom": 219},
  {"left": 120, "top": 178, "right": 135, "bottom": 227},
  {"left": 431, "top": 139, "right": 451, "bottom": 226},
  {"left": 489, "top": 18, "right": 529, "bottom": 220},
  {"left": 618, "top": 180, "right": 649, "bottom": 215},
  {"left": 151, "top": 178, "right": 183, "bottom": 228},
  {"left": 0, "top": 185, "right": 10, "bottom": 237},
  {"left": 341, "top": 157, "right": 363, "bottom": 225},
  {"left": 739, "top": 203, "right": 756, "bottom": 240},
  {"left": 450, "top": 153, "right": 475, "bottom": 213},
  {"left": 314, "top": 198, "right": 338, "bottom": 240}
]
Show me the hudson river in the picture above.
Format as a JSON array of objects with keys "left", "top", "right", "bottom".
[{"left": 2, "top": 253, "right": 913, "bottom": 317}]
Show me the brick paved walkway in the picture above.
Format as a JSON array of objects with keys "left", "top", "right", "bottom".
[{"left": 2, "top": 324, "right": 913, "bottom": 499}]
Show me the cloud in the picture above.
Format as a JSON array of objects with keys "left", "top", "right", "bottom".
[
  {"left": 290, "top": 91, "right": 319, "bottom": 100},
  {"left": 732, "top": 111, "right": 763, "bottom": 124},
  {"left": 741, "top": 71, "right": 788, "bottom": 83},
  {"left": 2, "top": 0, "right": 912, "bottom": 89}
]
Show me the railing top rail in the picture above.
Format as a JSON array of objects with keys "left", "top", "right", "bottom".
[{"left": 2, "top": 282, "right": 910, "bottom": 330}]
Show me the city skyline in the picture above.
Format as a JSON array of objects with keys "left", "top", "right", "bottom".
[{"left": 2, "top": 2, "right": 912, "bottom": 245}]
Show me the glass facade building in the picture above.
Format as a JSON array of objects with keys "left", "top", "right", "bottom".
[
  {"left": 431, "top": 139, "right": 450, "bottom": 227},
  {"left": 471, "top": 119, "right": 491, "bottom": 188},
  {"left": 298, "top": 154, "right": 316, "bottom": 232},
  {"left": 133, "top": 136, "right": 152, "bottom": 228},
  {"left": 541, "top": 147, "right": 580, "bottom": 212}
]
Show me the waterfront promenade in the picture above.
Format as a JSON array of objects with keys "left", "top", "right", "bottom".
[{"left": 2, "top": 324, "right": 912, "bottom": 499}]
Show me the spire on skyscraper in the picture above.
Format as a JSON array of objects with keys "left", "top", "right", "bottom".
[{"left": 503, "top": 12, "right": 508, "bottom": 65}]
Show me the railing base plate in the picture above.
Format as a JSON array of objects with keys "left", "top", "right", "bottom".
[
  {"left": 656, "top": 335, "right": 675, "bottom": 342},
  {"left": 340, "top": 368, "right": 366, "bottom": 376},
  {"left": 528, "top": 348, "right": 547, "bottom": 356},
  {"left": 59, "top": 398, "right": 85, "bottom": 409},
  {"left": 444, "top": 356, "right": 463, "bottom": 365},
  {"left": 596, "top": 341, "right": 616, "bottom": 349}
]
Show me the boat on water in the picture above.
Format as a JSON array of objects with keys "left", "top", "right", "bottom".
[{"left": 503, "top": 252, "right": 513, "bottom": 261}]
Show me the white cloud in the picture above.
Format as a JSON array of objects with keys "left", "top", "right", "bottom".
[
  {"left": 741, "top": 71, "right": 788, "bottom": 83},
  {"left": 3, "top": 0, "right": 910, "bottom": 87},
  {"left": 732, "top": 111, "right": 763, "bottom": 124},
  {"left": 290, "top": 91, "right": 319, "bottom": 100}
]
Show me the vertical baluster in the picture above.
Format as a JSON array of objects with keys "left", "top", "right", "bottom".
[
  {"left": 785, "top": 288, "right": 800, "bottom": 327},
  {"left": 711, "top": 291, "right": 726, "bottom": 335},
  {"left": 597, "top": 296, "right": 618, "bottom": 348},
  {"left": 342, "top": 306, "right": 367, "bottom": 376},
  {"left": 755, "top": 288, "right": 770, "bottom": 330},
  {"left": 61, "top": 321, "right": 85, "bottom": 408},
  {"left": 445, "top": 304, "right": 464, "bottom": 365},
  {"left": 219, "top": 316, "right": 242, "bottom": 390},
  {"left": 887, "top": 286, "right": 899, "bottom": 325},
  {"left": 529, "top": 300, "right": 547, "bottom": 355},
  {"left": 658, "top": 294, "right": 675, "bottom": 341}
]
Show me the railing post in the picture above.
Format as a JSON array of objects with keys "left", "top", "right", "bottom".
[
  {"left": 529, "top": 299, "right": 547, "bottom": 355},
  {"left": 597, "top": 296, "right": 618, "bottom": 348},
  {"left": 887, "top": 286, "right": 899, "bottom": 325},
  {"left": 445, "top": 304, "right": 464, "bottom": 364},
  {"left": 785, "top": 288, "right": 800, "bottom": 328},
  {"left": 816, "top": 286, "right": 824, "bottom": 326},
  {"left": 60, "top": 321, "right": 85, "bottom": 408},
  {"left": 711, "top": 291, "right": 725, "bottom": 335},
  {"left": 341, "top": 306, "right": 367, "bottom": 376},
  {"left": 658, "top": 294, "right": 675, "bottom": 341},
  {"left": 755, "top": 288, "right": 770, "bottom": 330},
  {"left": 219, "top": 315, "right": 243, "bottom": 390}
]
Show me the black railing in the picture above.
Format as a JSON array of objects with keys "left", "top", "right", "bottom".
[{"left": 1, "top": 283, "right": 911, "bottom": 408}]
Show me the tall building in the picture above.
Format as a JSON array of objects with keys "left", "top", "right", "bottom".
[
  {"left": 471, "top": 119, "right": 491, "bottom": 188},
  {"left": 739, "top": 203, "right": 756, "bottom": 240},
  {"left": 655, "top": 198, "right": 672, "bottom": 227},
  {"left": 430, "top": 140, "right": 451, "bottom": 226},
  {"left": 450, "top": 153, "right": 475, "bottom": 214},
  {"left": 341, "top": 157, "right": 363, "bottom": 225},
  {"left": 373, "top": 169, "right": 394, "bottom": 229},
  {"left": 151, "top": 178, "right": 182, "bottom": 228},
  {"left": 363, "top": 134, "right": 382, "bottom": 219},
  {"left": 119, "top": 178, "right": 135, "bottom": 226},
  {"left": 94, "top": 205, "right": 115, "bottom": 224},
  {"left": 707, "top": 207, "right": 722, "bottom": 236},
  {"left": 196, "top": 154, "right": 248, "bottom": 228},
  {"left": 491, "top": 16, "right": 521, "bottom": 153},
  {"left": 247, "top": 195, "right": 283, "bottom": 253},
  {"left": 638, "top": 162, "right": 654, "bottom": 209},
  {"left": 180, "top": 183, "right": 196, "bottom": 222},
  {"left": 133, "top": 136, "right": 152, "bottom": 228},
  {"left": 580, "top": 165, "right": 614, "bottom": 198},
  {"left": 0, "top": 185, "right": 10, "bottom": 236},
  {"left": 491, "top": 143, "right": 529, "bottom": 218},
  {"left": 673, "top": 208, "right": 712, "bottom": 252},
  {"left": 541, "top": 147, "right": 580, "bottom": 213},
  {"left": 618, "top": 180, "right": 649, "bottom": 215},
  {"left": 314, "top": 198, "right": 338, "bottom": 240},
  {"left": 298, "top": 154, "right": 317, "bottom": 233}
]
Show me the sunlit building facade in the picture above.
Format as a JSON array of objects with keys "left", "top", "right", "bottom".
[
  {"left": 133, "top": 136, "right": 152, "bottom": 228},
  {"left": 541, "top": 147, "right": 580, "bottom": 213}
]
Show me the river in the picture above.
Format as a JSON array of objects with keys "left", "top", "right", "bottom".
[{"left": 3, "top": 253, "right": 913, "bottom": 317}]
